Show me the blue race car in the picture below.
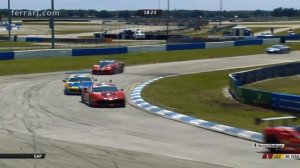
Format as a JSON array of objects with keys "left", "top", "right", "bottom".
[{"left": 63, "top": 74, "right": 96, "bottom": 95}]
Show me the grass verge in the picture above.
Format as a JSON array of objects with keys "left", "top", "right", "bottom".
[
  {"left": 250, "top": 27, "right": 286, "bottom": 34},
  {"left": 275, "top": 28, "right": 300, "bottom": 36},
  {"left": 22, "top": 22, "right": 100, "bottom": 26},
  {"left": 0, "top": 45, "right": 267, "bottom": 76},
  {"left": 246, "top": 75, "right": 300, "bottom": 95},
  {"left": 1, "top": 43, "right": 300, "bottom": 76},
  {"left": 55, "top": 30, "right": 96, "bottom": 34},
  {"left": 0, "top": 41, "right": 40, "bottom": 47},
  {"left": 142, "top": 68, "right": 300, "bottom": 132}
]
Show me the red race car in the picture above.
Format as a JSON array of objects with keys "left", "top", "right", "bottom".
[
  {"left": 264, "top": 126, "right": 300, "bottom": 153},
  {"left": 92, "top": 60, "right": 124, "bottom": 75},
  {"left": 257, "top": 116, "right": 300, "bottom": 153},
  {"left": 81, "top": 82, "right": 126, "bottom": 107}
]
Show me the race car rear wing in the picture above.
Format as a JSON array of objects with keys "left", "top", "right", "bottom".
[
  {"left": 255, "top": 116, "right": 298, "bottom": 126},
  {"left": 65, "top": 70, "right": 91, "bottom": 75}
]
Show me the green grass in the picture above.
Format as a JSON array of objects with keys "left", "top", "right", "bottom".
[
  {"left": 282, "top": 42, "right": 300, "bottom": 50},
  {"left": 0, "top": 43, "right": 299, "bottom": 76},
  {"left": 183, "top": 27, "right": 286, "bottom": 37},
  {"left": 275, "top": 28, "right": 300, "bottom": 36},
  {"left": 246, "top": 75, "right": 300, "bottom": 95},
  {"left": 242, "top": 22, "right": 300, "bottom": 25},
  {"left": 0, "top": 41, "right": 40, "bottom": 47},
  {"left": 250, "top": 27, "right": 281, "bottom": 33},
  {"left": 0, "top": 45, "right": 271, "bottom": 76},
  {"left": 142, "top": 69, "right": 300, "bottom": 132},
  {"left": 78, "top": 36, "right": 95, "bottom": 39},
  {"left": 0, "top": 41, "right": 51, "bottom": 52},
  {"left": 22, "top": 22, "right": 100, "bottom": 26},
  {"left": 182, "top": 30, "right": 209, "bottom": 38},
  {"left": 55, "top": 30, "right": 96, "bottom": 34}
]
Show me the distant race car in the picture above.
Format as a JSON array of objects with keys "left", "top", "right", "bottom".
[
  {"left": 63, "top": 74, "right": 96, "bottom": 95},
  {"left": 92, "top": 60, "right": 124, "bottom": 75},
  {"left": 81, "top": 82, "right": 126, "bottom": 107},
  {"left": 260, "top": 32, "right": 273, "bottom": 37},
  {"left": 263, "top": 126, "right": 300, "bottom": 153},
  {"left": 266, "top": 45, "right": 291, "bottom": 54}
]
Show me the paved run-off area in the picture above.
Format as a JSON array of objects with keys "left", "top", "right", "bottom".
[{"left": 0, "top": 52, "right": 300, "bottom": 167}]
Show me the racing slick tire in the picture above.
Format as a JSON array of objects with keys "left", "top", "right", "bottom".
[
  {"left": 120, "top": 65, "right": 125, "bottom": 73},
  {"left": 64, "top": 89, "right": 69, "bottom": 95},
  {"left": 88, "top": 97, "right": 94, "bottom": 107},
  {"left": 81, "top": 94, "right": 84, "bottom": 103},
  {"left": 266, "top": 136, "right": 281, "bottom": 153}
]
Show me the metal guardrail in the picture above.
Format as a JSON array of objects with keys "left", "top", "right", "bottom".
[{"left": 230, "top": 62, "right": 300, "bottom": 113}]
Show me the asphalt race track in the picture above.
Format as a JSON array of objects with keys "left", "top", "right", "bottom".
[{"left": 1, "top": 52, "right": 300, "bottom": 168}]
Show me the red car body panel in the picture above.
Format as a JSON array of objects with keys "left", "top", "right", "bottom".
[
  {"left": 89, "top": 92, "right": 125, "bottom": 106},
  {"left": 264, "top": 126, "right": 300, "bottom": 153},
  {"left": 81, "top": 83, "right": 126, "bottom": 107},
  {"left": 92, "top": 60, "right": 124, "bottom": 75}
]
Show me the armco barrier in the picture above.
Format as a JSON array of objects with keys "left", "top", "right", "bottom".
[
  {"left": 0, "top": 52, "right": 14, "bottom": 60},
  {"left": 166, "top": 43, "right": 205, "bottom": 51},
  {"left": 18, "top": 37, "right": 27, "bottom": 42},
  {"left": 205, "top": 41, "right": 234, "bottom": 49},
  {"left": 72, "top": 47, "right": 128, "bottom": 56},
  {"left": 234, "top": 39, "right": 263, "bottom": 46},
  {"left": 14, "top": 49, "right": 72, "bottom": 59},
  {"left": 0, "top": 38, "right": 280, "bottom": 61},
  {"left": 229, "top": 62, "right": 300, "bottom": 112},
  {"left": 238, "top": 88, "right": 272, "bottom": 107},
  {"left": 257, "top": 35, "right": 300, "bottom": 41},
  {"left": 262, "top": 38, "right": 281, "bottom": 45},
  {"left": 26, "top": 37, "right": 44, "bottom": 42},
  {"left": 272, "top": 93, "right": 300, "bottom": 111},
  {"left": 128, "top": 44, "right": 166, "bottom": 53}
]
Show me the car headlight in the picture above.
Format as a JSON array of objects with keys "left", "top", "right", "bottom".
[{"left": 102, "top": 67, "right": 112, "bottom": 70}]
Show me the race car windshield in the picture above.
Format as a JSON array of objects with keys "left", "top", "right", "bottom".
[
  {"left": 92, "top": 86, "right": 118, "bottom": 92},
  {"left": 99, "top": 62, "right": 114, "bottom": 67},
  {"left": 68, "top": 77, "right": 92, "bottom": 82},
  {"left": 295, "top": 126, "right": 300, "bottom": 133},
  {"left": 272, "top": 45, "right": 284, "bottom": 49}
]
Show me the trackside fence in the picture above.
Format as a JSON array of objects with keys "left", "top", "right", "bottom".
[
  {"left": 0, "top": 38, "right": 280, "bottom": 60},
  {"left": 229, "top": 62, "right": 300, "bottom": 112}
]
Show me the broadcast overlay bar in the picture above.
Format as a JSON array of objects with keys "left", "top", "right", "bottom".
[
  {"left": 0, "top": 153, "right": 46, "bottom": 159},
  {"left": 262, "top": 154, "right": 300, "bottom": 160}
]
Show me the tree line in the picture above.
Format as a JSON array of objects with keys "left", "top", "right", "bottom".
[{"left": 0, "top": 8, "right": 299, "bottom": 20}]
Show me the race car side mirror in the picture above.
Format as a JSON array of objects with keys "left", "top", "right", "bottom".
[
  {"left": 62, "top": 80, "right": 66, "bottom": 82},
  {"left": 120, "top": 89, "right": 124, "bottom": 91},
  {"left": 94, "top": 79, "right": 98, "bottom": 81}
]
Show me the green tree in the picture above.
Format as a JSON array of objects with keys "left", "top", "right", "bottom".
[
  {"left": 271, "top": 7, "right": 284, "bottom": 17},
  {"left": 97, "top": 10, "right": 113, "bottom": 18},
  {"left": 118, "top": 10, "right": 131, "bottom": 18}
]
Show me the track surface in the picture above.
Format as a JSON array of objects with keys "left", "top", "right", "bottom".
[{"left": 1, "top": 52, "right": 300, "bottom": 167}]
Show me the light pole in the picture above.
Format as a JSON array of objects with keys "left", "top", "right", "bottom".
[
  {"left": 219, "top": 0, "right": 223, "bottom": 27},
  {"left": 158, "top": 0, "right": 161, "bottom": 9},
  {"left": 8, "top": 0, "right": 11, "bottom": 41},
  {"left": 166, "top": 0, "right": 170, "bottom": 41},
  {"left": 51, "top": 0, "right": 55, "bottom": 49}
]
